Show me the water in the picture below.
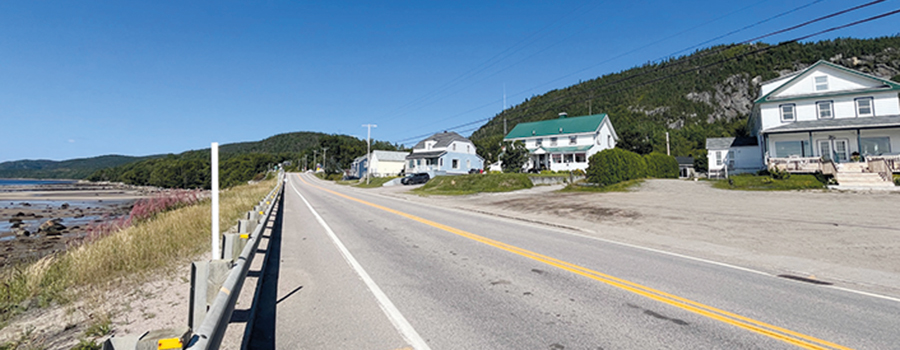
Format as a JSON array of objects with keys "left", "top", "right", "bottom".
[{"left": 0, "top": 179, "right": 75, "bottom": 186}]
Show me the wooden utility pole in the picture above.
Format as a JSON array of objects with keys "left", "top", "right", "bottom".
[{"left": 322, "top": 147, "right": 329, "bottom": 173}]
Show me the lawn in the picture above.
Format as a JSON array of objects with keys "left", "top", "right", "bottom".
[
  {"left": 411, "top": 173, "right": 533, "bottom": 195},
  {"left": 712, "top": 174, "right": 826, "bottom": 191},
  {"left": 355, "top": 176, "right": 398, "bottom": 188},
  {"left": 560, "top": 179, "right": 644, "bottom": 192}
]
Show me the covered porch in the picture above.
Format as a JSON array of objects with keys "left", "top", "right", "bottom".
[
  {"left": 763, "top": 115, "right": 900, "bottom": 174},
  {"left": 526, "top": 145, "right": 591, "bottom": 172}
]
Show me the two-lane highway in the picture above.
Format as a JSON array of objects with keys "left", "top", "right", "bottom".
[{"left": 249, "top": 172, "right": 900, "bottom": 349}]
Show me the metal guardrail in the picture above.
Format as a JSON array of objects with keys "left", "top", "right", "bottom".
[{"left": 186, "top": 172, "right": 284, "bottom": 350}]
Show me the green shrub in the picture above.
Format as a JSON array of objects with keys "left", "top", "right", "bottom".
[
  {"left": 893, "top": 174, "right": 900, "bottom": 186},
  {"left": 587, "top": 148, "right": 646, "bottom": 186},
  {"left": 571, "top": 168, "right": 585, "bottom": 176},
  {"left": 769, "top": 167, "right": 791, "bottom": 180},
  {"left": 643, "top": 152, "right": 679, "bottom": 179}
]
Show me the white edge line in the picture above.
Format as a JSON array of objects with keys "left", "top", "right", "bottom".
[
  {"left": 299, "top": 173, "right": 900, "bottom": 304},
  {"left": 289, "top": 176, "right": 432, "bottom": 350}
]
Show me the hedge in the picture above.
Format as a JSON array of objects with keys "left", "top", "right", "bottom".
[
  {"left": 586, "top": 148, "right": 647, "bottom": 186},
  {"left": 643, "top": 152, "right": 679, "bottom": 179}
]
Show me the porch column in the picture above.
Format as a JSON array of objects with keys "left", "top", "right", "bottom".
[
  {"left": 856, "top": 129, "right": 862, "bottom": 159},
  {"left": 808, "top": 131, "right": 814, "bottom": 157}
]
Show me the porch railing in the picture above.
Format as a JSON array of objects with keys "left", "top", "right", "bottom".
[
  {"left": 866, "top": 155, "right": 900, "bottom": 173},
  {"left": 768, "top": 157, "right": 823, "bottom": 173}
]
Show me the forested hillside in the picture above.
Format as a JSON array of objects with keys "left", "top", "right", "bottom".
[
  {"left": 471, "top": 36, "right": 900, "bottom": 164},
  {"left": 86, "top": 132, "right": 402, "bottom": 188},
  {"left": 0, "top": 155, "right": 158, "bottom": 179}
]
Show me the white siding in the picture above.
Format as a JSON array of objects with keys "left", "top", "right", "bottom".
[{"left": 774, "top": 66, "right": 883, "bottom": 98}]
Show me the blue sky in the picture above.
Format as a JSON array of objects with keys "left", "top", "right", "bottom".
[{"left": 1, "top": 0, "right": 898, "bottom": 162}]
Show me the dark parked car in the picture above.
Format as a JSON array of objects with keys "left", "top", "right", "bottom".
[
  {"left": 401, "top": 172, "right": 430, "bottom": 185},
  {"left": 342, "top": 175, "right": 360, "bottom": 181}
]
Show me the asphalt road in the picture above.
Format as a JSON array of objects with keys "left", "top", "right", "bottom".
[{"left": 247, "top": 172, "right": 900, "bottom": 349}]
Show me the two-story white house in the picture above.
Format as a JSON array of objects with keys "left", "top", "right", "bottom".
[
  {"left": 739, "top": 60, "right": 900, "bottom": 185},
  {"left": 503, "top": 112, "right": 618, "bottom": 172},
  {"left": 350, "top": 150, "right": 410, "bottom": 179},
  {"left": 405, "top": 131, "right": 484, "bottom": 176}
]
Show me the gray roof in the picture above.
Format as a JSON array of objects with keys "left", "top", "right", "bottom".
[
  {"left": 706, "top": 137, "right": 758, "bottom": 150},
  {"left": 674, "top": 156, "right": 694, "bottom": 165},
  {"left": 412, "top": 131, "right": 472, "bottom": 150},
  {"left": 372, "top": 150, "right": 409, "bottom": 162},
  {"left": 764, "top": 114, "right": 900, "bottom": 134},
  {"left": 406, "top": 150, "right": 446, "bottom": 160}
]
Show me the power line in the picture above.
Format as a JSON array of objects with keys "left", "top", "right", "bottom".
[{"left": 394, "top": 6, "right": 900, "bottom": 144}]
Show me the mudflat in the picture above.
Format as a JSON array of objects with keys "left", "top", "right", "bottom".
[
  {"left": 0, "top": 182, "right": 155, "bottom": 268},
  {"left": 378, "top": 179, "right": 900, "bottom": 298}
]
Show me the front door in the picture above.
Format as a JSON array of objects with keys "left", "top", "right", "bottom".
[{"left": 818, "top": 139, "right": 849, "bottom": 162}]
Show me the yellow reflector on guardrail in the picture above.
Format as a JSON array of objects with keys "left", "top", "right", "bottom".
[
  {"left": 259, "top": 211, "right": 264, "bottom": 215},
  {"left": 157, "top": 338, "right": 182, "bottom": 350},
  {"left": 240, "top": 234, "right": 249, "bottom": 239}
]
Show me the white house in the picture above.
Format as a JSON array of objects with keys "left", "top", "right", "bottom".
[
  {"left": 350, "top": 150, "right": 410, "bottom": 178},
  {"left": 709, "top": 60, "right": 900, "bottom": 185},
  {"left": 405, "top": 131, "right": 484, "bottom": 176},
  {"left": 705, "top": 137, "right": 763, "bottom": 178},
  {"left": 503, "top": 112, "right": 617, "bottom": 172}
]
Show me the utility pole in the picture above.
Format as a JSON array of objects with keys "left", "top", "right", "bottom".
[
  {"left": 666, "top": 132, "right": 671, "bottom": 156},
  {"left": 322, "top": 147, "right": 329, "bottom": 173},
  {"left": 313, "top": 150, "right": 318, "bottom": 171},
  {"left": 503, "top": 83, "right": 507, "bottom": 135},
  {"left": 362, "top": 124, "right": 377, "bottom": 184},
  {"left": 303, "top": 155, "right": 308, "bottom": 171}
]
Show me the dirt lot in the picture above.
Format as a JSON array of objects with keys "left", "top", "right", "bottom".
[{"left": 379, "top": 179, "right": 900, "bottom": 298}]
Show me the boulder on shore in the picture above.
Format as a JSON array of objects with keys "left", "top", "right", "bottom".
[{"left": 38, "top": 219, "right": 66, "bottom": 236}]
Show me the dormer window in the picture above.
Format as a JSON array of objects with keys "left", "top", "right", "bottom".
[
  {"left": 452, "top": 143, "right": 456, "bottom": 151},
  {"left": 536, "top": 138, "right": 543, "bottom": 147},
  {"left": 814, "top": 76, "right": 828, "bottom": 91},
  {"left": 569, "top": 136, "right": 577, "bottom": 145},
  {"left": 816, "top": 101, "right": 833, "bottom": 119},
  {"left": 856, "top": 97, "right": 873, "bottom": 117},
  {"left": 780, "top": 104, "right": 795, "bottom": 122},
  {"left": 550, "top": 137, "right": 557, "bottom": 146}
]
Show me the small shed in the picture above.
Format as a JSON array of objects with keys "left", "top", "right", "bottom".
[{"left": 675, "top": 156, "right": 694, "bottom": 178}]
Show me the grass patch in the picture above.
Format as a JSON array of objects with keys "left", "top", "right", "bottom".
[
  {"left": 0, "top": 179, "right": 278, "bottom": 325},
  {"left": 560, "top": 179, "right": 644, "bottom": 192},
  {"left": 712, "top": 174, "right": 825, "bottom": 191},
  {"left": 354, "top": 176, "right": 398, "bottom": 188},
  {"left": 412, "top": 173, "right": 533, "bottom": 195}
]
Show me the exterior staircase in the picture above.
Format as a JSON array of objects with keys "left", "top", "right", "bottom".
[{"left": 834, "top": 162, "right": 894, "bottom": 187}]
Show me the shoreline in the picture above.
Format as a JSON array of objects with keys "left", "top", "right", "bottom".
[{"left": 0, "top": 182, "right": 158, "bottom": 268}]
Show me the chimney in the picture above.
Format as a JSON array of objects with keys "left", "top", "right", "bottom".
[{"left": 558, "top": 112, "right": 567, "bottom": 119}]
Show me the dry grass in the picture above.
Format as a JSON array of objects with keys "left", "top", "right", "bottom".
[{"left": 0, "top": 179, "right": 278, "bottom": 325}]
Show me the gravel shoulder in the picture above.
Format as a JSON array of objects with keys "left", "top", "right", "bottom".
[{"left": 375, "top": 179, "right": 900, "bottom": 298}]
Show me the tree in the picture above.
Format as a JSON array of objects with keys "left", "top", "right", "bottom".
[{"left": 500, "top": 141, "right": 529, "bottom": 173}]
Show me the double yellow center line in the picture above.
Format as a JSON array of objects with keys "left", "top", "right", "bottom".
[{"left": 296, "top": 174, "right": 850, "bottom": 350}]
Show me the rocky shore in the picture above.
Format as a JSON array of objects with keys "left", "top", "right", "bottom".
[{"left": 0, "top": 182, "right": 157, "bottom": 268}]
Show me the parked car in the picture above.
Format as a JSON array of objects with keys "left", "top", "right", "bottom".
[
  {"left": 401, "top": 172, "right": 430, "bottom": 185},
  {"left": 342, "top": 175, "right": 360, "bottom": 181}
]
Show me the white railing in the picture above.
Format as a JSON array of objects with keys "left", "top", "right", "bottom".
[
  {"left": 866, "top": 155, "right": 900, "bottom": 173},
  {"left": 767, "top": 157, "right": 823, "bottom": 173}
]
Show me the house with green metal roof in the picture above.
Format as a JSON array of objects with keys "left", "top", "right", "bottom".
[
  {"left": 734, "top": 60, "right": 900, "bottom": 186},
  {"left": 503, "top": 112, "right": 617, "bottom": 172}
]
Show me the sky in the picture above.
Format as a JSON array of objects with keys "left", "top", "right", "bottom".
[{"left": 1, "top": 0, "right": 898, "bottom": 162}]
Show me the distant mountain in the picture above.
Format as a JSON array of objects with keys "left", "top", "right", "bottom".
[
  {"left": 470, "top": 36, "right": 900, "bottom": 163},
  {"left": 0, "top": 155, "right": 159, "bottom": 179}
]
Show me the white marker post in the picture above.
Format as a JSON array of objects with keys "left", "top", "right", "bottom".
[{"left": 211, "top": 142, "right": 220, "bottom": 259}]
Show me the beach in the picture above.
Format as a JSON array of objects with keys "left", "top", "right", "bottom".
[{"left": 0, "top": 181, "right": 156, "bottom": 268}]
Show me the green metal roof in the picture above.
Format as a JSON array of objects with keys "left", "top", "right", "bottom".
[
  {"left": 505, "top": 113, "right": 607, "bottom": 139},
  {"left": 755, "top": 60, "right": 900, "bottom": 104}
]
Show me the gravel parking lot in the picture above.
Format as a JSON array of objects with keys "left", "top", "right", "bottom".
[{"left": 377, "top": 179, "right": 900, "bottom": 298}]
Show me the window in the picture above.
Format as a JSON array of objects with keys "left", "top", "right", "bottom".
[
  {"left": 466, "top": 159, "right": 471, "bottom": 168},
  {"left": 575, "top": 153, "right": 586, "bottom": 163},
  {"left": 814, "top": 76, "right": 828, "bottom": 91},
  {"left": 439, "top": 158, "right": 443, "bottom": 167},
  {"left": 856, "top": 98, "right": 873, "bottom": 117},
  {"left": 410, "top": 160, "right": 415, "bottom": 168},
  {"left": 416, "top": 159, "right": 421, "bottom": 166},
  {"left": 550, "top": 137, "right": 557, "bottom": 146},
  {"left": 715, "top": 151, "right": 722, "bottom": 166},
  {"left": 780, "top": 104, "right": 795, "bottom": 121},
  {"left": 452, "top": 159, "right": 459, "bottom": 169},
  {"left": 467, "top": 145, "right": 470, "bottom": 153},
  {"left": 774, "top": 140, "right": 810, "bottom": 157},
  {"left": 552, "top": 154, "right": 561, "bottom": 163},
  {"left": 860, "top": 137, "right": 891, "bottom": 156},
  {"left": 727, "top": 151, "right": 734, "bottom": 169},
  {"left": 563, "top": 154, "right": 574, "bottom": 163},
  {"left": 569, "top": 136, "right": 577, "bottom": 145},
  {"left": 816, "top": 101, "right": 833, "bottom": 119},
  {"left": 536, "top": 138, "right": 543, "bottom": 147},
  {"left": 452, "top": 143, "right": 456, "bottom": 151},
  {"left": 607, "top": 135, "right": 612, "bottom": 147}
]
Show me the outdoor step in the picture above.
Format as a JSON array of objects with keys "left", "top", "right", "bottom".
[{"left": 835, "top": 172, "right": 894, "bottom": 186}]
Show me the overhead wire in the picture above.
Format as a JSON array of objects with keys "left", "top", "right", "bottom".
[{"left": 394, "top": 4, "right": 900, "bottom": 144}]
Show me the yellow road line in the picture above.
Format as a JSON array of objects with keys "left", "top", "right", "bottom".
[{"left": 295, "top": 174, "right": 851, "bottom": 350}]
